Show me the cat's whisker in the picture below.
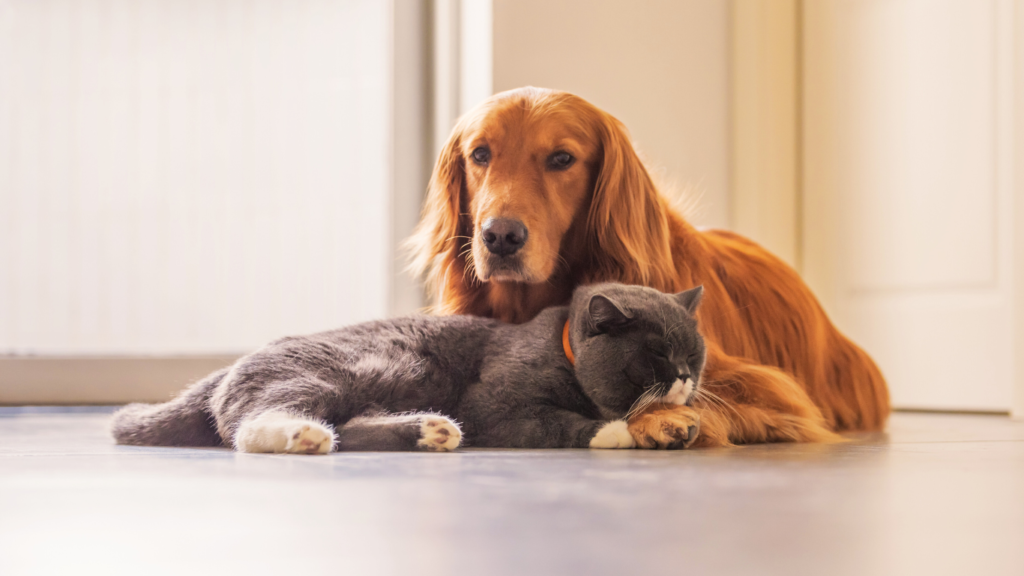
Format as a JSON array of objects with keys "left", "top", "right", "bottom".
[
  {"left": 626, "top": 401, "right": 651, "bottom": 423},
  {"left": 694, "top": 378, "right": 730, "bottom": 388},
  {"left": 692, "top": 393, "right": 726, "bottom": 417},
  {"left": 624, "top": 392, "right": 649, "bottom": 421},
  {"left": 694, "top": 387, "right": 740, "bottom": 418},
  {"left": 624, "top": 389, "right": 653, "bottom": 421},
  {"left": 639, "top": 388, "right": 659, "bottom": 411},
  {"left": 692, "top": 388, "right": 723, "bottom": 411},
  {"left": 625, "top": 385, "right": 664, "bottom": 422}
]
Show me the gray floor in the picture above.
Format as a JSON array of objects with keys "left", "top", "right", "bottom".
[{"left": 1, "top": 409, "right": 1022, "bottom": 576}]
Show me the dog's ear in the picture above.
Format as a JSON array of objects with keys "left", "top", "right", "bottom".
[
  {"left": 405, "top": 122, "right": 468, "bottom": 283},
  {"left": 586, "top": 110, "right": 675, "bottom": 291}
]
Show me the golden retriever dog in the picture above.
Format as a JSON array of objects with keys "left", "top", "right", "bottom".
[{"left": 409, "top": 87, "right": 889, "bottom": 447}]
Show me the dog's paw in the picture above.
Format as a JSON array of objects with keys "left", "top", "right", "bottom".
[
  {"left": 628, "top": 405, "right": 700, "bottom": 449},
  {"left": 589, "top": 421, "right": 637, "bottom": 449},
  {"left": 284, "top": 422, "right": 334, "bottom": 454},
  {"left": 416, "top": 415, "right": 462, "bottom": 452}
]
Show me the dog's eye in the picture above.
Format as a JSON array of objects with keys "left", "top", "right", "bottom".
[
  {"left": 471, "top": 147, "right": 491, "bottom": 166},
  {"left": 547, "top": 151, "right": 575, "bottom": 170}
]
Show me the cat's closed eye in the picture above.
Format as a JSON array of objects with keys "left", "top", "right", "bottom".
[{"left": 646, "top": 340, "right": 671, "bottom": 358}]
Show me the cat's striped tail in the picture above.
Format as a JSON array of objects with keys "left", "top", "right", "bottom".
[{"left": 110, "top": 368, "right": 228, "bottom": 447}]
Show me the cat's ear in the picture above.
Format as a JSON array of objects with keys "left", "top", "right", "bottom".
[
  {"left": 588, "top": 294, "right": 632, "bottom": 332},
  {"left": 675, "top": 285, "right": 704, "bottom": 315}
]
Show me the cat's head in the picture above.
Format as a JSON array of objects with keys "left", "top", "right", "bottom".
[{"left": 567, "top": 283, "right": 706, "bottom": 420}]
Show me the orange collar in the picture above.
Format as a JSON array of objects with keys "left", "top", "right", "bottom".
[{"left": 562, "top": 319, "right": 575, "bottom": 366}]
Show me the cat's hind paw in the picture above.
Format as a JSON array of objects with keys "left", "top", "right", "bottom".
[
  {"left": 235, "top": 411, "right": 335, "bottom": 455},
  {"left": 416, "top": 415, "right": 462, "bottom": 452},
  {"left": 284, "top": 422, "right": 334, "bottom": 455},
  {"left": 590, "top": 421, "right": 637, "bottom": 449}
]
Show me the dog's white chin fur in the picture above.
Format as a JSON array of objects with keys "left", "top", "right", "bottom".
[
  {"left": 474, "top": 250, "right": 548, "bottom": 284},
  {"left": 484, "top": 271, "right": 526, "bottom": 282}
]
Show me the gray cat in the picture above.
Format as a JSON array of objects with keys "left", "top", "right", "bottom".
[{"left": 111, "top": 283, "right": 706, "bottom": 453}]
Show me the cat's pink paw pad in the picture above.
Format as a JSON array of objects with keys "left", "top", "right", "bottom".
[
  {"left": 417, "top": 416, "right": 461, "bottom": 452},
  {"left": 286, "top": 423, "right": 333, "bottom": 454}
]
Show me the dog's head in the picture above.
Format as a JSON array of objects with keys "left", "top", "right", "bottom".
[{"left": 409, "top": 87, "right": 675, "bottom": 306}]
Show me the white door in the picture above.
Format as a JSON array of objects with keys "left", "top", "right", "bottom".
[{"left": 801, "top": 0, "right": 1018, "bottom": 412}]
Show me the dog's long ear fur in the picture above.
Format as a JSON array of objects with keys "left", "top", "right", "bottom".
[
  {"left": 585, "top": 111, "right": 677, "bottom": 291},
  {"left": 405, "top": 122, "right": 469, "bottom": 302}
]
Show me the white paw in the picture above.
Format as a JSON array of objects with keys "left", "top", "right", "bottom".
[
  {"left": 235, "top": 411, "right": 335, "bottom": 455},
  {"left": 416, "top": 415, "right": 462, "bottom": 452},
  {"left": 284, "top": 422, "right": 334, "bottom": 454},
  {"left": 589, "top": 420, "right": 637, "bottom": 449}
]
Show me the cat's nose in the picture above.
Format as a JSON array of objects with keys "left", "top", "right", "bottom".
[
  {"left": 678, "top": 371, "right": 689, "bottom": 382},
  {"left": 481, "top": 218, "right": 528, "bottom": 256}
]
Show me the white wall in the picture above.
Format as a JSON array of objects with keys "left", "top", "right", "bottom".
[
  {"left": 0, "top": 0, "right": 393, "bottom": 355},
  {"left": 490, "top": 0, "right": 732, "bottom": 229}
]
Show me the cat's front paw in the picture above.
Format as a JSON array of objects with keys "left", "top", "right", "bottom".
[
  {"left": 589, "top": 421, "right": 637, "bottom": 449},
  {"left": 628, "top": 405, "right": 700, "bottom": 449},
  {"left": 416, "top": 415, "right": 462, "bottom": 452},
  {"left": 285, "top": 423, "right": 334, "bottom": 454}
]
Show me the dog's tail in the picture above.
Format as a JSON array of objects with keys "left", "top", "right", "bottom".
[{"left": 111, "top": 368, "right": 229, "bottom": 447}]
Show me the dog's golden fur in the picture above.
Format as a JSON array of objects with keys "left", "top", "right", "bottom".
[{"left": 408, "top": 87, "right": 889, "bottom": 446}]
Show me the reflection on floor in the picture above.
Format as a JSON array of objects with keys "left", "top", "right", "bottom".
[{"left": 1, "top": 408, "right": 1022, "bottom": 576}]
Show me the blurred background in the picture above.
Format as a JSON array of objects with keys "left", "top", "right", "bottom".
[{"left": 1, "top": 0, "right": 1022, "bottom": 417}]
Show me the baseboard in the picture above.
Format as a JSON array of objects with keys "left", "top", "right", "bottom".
[
  {"left": 0, "top": 356, "right": 241, "bottom": 405},
  {"left": 892, "top": 407, "right": 1011, "bottom": 416}
]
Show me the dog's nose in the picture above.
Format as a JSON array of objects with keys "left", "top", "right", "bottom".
[{"left": 481, "top": 218, "right": 528, "bottom": 256}]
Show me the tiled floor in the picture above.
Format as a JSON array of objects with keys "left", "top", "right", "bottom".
[{"left": 1, "top": 408, "right": 1022, "bottom": 576}]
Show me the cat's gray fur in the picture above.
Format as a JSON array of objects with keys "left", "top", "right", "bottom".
[{"left": 112, "top": 283, "right": 706, "bottom": 451}]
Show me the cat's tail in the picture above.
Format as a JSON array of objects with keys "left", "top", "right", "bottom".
[{"left": 110, "top": 367, "right": 229, "bottom": 447}]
